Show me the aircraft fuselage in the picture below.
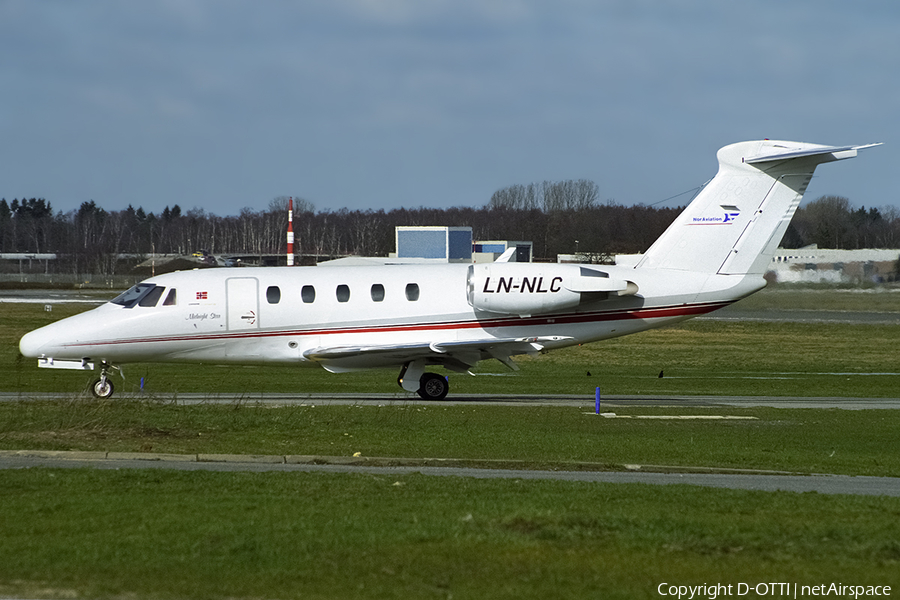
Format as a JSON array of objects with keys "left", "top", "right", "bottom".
[{"left": 19, "top": 263, "right": 760, "bottom": 371}]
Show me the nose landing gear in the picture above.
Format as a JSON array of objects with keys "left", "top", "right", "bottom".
[{"left": 90, "top": 361, "right": 119, "bottom": 399}]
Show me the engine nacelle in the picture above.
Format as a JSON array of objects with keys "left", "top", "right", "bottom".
[{"left": 466, "top": 263, "right": 637, "bottom": 317}]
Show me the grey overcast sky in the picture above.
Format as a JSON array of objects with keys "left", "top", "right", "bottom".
[{"left": 1, "top": 0, "right": 897, "bottom": 217}]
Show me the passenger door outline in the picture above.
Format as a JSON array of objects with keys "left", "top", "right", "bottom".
[{"left": 226, "top": 277, "right": 260, "bottom": 331}]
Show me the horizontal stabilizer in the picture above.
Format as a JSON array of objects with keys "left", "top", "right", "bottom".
[{"left": 744, "top": 142, "right": 882, "bottom": 164}]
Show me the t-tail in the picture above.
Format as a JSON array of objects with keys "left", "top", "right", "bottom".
[{"left": 636, "top": 140, "right": 881, "bottom": 276}]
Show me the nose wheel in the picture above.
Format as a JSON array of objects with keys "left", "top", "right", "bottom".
[
  {"left": 91, "top": 377, "right": 114, "bottom": 399},
  {"left": 90, "top": 362, "right": 117, "bottom": 399}
]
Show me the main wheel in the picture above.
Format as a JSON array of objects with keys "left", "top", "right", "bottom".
[
  {"left": 417, "top": 372, "right": 449, "bottom": 401},
  {"left": 91, "top": 377, "right": 114, "bottom": 399}
]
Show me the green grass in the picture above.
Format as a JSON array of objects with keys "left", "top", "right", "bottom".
[
  {"left": 2, "top": 401, "right": 900, "bottom": 477},
  {"left": 2, "top": 286, "right": 899, "bottom": 598},
  {"left": 1, "top": 469, "right": 899, "bottom": 600},
  {"left": 725, "top": 283, "right": 900, "bottom": 312},
  {"left": 511, "top": 319, "right": 900, "bottom": 397}
]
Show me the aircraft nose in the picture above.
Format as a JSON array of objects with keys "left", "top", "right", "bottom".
[
  {"left": 20, "top": 308, "right": 104, "bottom": 360},
  {"left": 19, "top": 327, "right": 51, "bottom": 358}
]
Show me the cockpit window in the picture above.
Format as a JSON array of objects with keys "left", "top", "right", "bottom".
[
  {"left": 111, "top": 283, "right": 159, "bottom": 308},
  {"left": 139, "top": 286, "right": 165, "bottom": 307},
  {"left": 163, "top": 288, "right": 177, "bottom": 306}
]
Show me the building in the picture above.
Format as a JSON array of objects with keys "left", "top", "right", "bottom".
[
  {"left": 610, "top": 247, "right": 900, "bottom": 284},
  {"left": 390, "top": 226, "right": 533, "bottom": 263},
  {"left": 394, "top": 226, "right": 473, "bottom": 263},
  {"left": 768, "top": 247, "right": 899, "bottom": 284}
]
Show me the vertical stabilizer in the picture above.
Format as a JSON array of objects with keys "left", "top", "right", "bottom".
[{"left": 636, "top": 140, "right": 878, "bottom": 275}]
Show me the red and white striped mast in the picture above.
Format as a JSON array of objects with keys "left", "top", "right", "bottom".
[{"left": 286, "top": 196, "right": 295, "bottom": 266}]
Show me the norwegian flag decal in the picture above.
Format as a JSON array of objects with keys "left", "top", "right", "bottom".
[{"left": 196, "top": 291, "right": 208, "bottom": 300}]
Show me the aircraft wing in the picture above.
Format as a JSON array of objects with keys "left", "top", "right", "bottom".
[{"left": 303, "top": 335, "right": 574, "bottom": 373}]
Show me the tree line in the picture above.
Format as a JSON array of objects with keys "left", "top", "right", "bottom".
[
  {"left": 2, "top": 187, "right": 899, "bottom": 276},
  {"left": 783, "top": 195, "right": 900, "bottom": 250}
]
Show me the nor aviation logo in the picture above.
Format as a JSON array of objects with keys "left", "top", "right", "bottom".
[{"left": 691, "top": 205, "right": 741, "bottom": 225}]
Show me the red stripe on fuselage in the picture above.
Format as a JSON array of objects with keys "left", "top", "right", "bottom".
[{"left": 61, "top": 301, "right": 732, "bottom": 350}]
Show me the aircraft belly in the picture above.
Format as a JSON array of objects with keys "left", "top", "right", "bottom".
[
  {"left": 54, "top": 339, "right": 189, "bottom": 363},
  {"left": 163, "top": 342, "right": 229, "bottom": 362}
]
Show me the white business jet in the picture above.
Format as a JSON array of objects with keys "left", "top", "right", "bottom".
[{"left": 20, "top": 140, "right": 878, "bottom": 399}]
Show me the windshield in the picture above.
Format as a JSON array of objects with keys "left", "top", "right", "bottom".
[
  {"left": 139, "top": 286, "right": 165, "bottom": 307},
  {"left": 111, "top": 283, "right": 160, "bottom": 308}
]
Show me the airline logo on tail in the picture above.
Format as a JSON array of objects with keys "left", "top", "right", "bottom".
[{"left": 691, "top": 205, "right": 741, "bottom": 225}]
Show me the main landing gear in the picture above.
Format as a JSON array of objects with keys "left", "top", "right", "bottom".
[
  {"left": 398, "top": 361, "right": 449, "bottom": 401},
  {"left": 90, "top": 361, "right": 117, "bottom": 399},
  {"left": 418, "top": 372, "right": 449, "bottom": 401}
]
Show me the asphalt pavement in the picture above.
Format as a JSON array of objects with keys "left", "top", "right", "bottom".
[
  {"left": 3, "top": 391, "right": 900, "bottom": 409},
  {"left": 2, "top": 450, "right": 899, "bottom": 497}
]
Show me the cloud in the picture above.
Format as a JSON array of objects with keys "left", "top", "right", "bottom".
[{"left": 1, "top": 0, "right": 897, "bottom": 214}]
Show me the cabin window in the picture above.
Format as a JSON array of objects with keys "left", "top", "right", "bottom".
[
  {"left": 163, "top": 289, "right": 177, "bottom": 306},
  {"left": 405, "top": 283, "right": 420, "bottom": 302},
  {"left": 266, "top": 286, "right": 281, "bottom": 304},
  {"left": 138, "top": 286, "right": 165, "bottom": 308},
  {"left": 336, "top": 284, "right": 350, "bottom": 303},
  {"left": 301, "top": 285, "right": 316, "bottom": 303},
  {"left": 371, "top": 283, "right": 385, "bottom": 302}
]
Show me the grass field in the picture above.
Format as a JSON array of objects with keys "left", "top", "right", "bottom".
[
  {"left": 1, "top": 285, "right": 899, "bottom": 598},
  {"left": 717, "top": 284, "right": 900, "bottom": 312},
  {"left": 2, "top": 401, "right": 900, "bottom": 477},
  {"left": 2, "top": 469, "right": 899, "bottom": 600}
]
